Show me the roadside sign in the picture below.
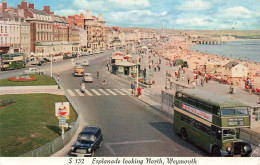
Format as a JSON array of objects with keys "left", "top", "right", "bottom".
[
  {"left": 59, "top": 117, "right": 66, "bottom": 126},
  {"left": 55, "top": 102, "right": 70, "bottom": 119}
]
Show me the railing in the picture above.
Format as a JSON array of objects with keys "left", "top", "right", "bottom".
[
  {"left": 143, "top": 88, "right": 162, "bottom": 103},
  {"left": 19, "top": 74, "right": 80, "bottom": 157},
  {"left": 240, "top": 128, "right": 260, "bottom": 147}
]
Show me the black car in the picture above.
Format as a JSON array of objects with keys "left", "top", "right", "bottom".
[
  {"left": 43, "top": 58, "right": 51, "bottom": 62},
  {"left": 71, "top": 126, "right": 103, "bottom": 157}
]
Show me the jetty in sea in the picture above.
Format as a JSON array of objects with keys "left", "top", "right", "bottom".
[{"left": 192, "top": 38, "right": 226, "bottom": 45}]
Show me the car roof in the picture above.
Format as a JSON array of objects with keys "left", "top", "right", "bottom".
[{"left": 80, "top": 126, "right": 100, "bottom": 134}]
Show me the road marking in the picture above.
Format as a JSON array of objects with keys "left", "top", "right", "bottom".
[
  {"left": 67, "top": 89, "right": 75, "bottom": 96},
  {"left": 91, "top": 89, "right": 101, "bottom": 96},
  {"left": 85, "top": 89, "right": 93, "bottom": 96},
  {"left": 121, "top": 89, "right": 131, "bottom": 94},
  {"left": 106, "top": 89, "right": 117, "bottom": 95},
  {"left": 105, "top": 140, "right": 161, "bottom": 156},
  {"left": 98, "top": 89, "right": 109, "bottom": 95},
  {"left": 75, "top": 89, "right": 84, "bottom": 96},
  {"left": 113, "top": 89, "right": 125, "bottom": 95}
]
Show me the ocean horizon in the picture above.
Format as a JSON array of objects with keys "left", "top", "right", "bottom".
[{"left": 188, "top": 40, "right": 260, "bottom": 63}]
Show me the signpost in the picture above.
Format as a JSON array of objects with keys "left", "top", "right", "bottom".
[{"left": 55, "top": 102, "right": 70, "bottom": 141}]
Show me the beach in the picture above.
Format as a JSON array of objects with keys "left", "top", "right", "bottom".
[{"left": 155, "top": 40, "right": 260, "bottom": 90}]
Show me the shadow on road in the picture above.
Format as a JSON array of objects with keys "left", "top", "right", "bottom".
[{"left": 149, "top": 121, "right": 208, "bottom": 156}]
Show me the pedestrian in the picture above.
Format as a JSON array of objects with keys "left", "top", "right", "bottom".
[
  {"left": 201, "top": 77, "right": 204, "bottom": 87},
  {"left": 154, "top": 66, "right": 157, "bottom": 72},
  {"left": 191, "top": 80, "right": 196, "bottom": 86},
  {"left": 229, "top": 84, "right": 233, "bottom": 94},
  {"left": 249, "top": 83, "right": 253, "bottom": 94},
  {"left": 131, "top": 83, "right": 134, "bottom": 94},
  {"left": 158, "top": 65, "right": 160, "bottom": 72},
  {"left": 187, "top": 75, "right": 190, "bottom": 84},
  {"left": 196, "top": 77, "right": 200, "bottom": 86},
  {"left": 96, "top": 70, "right": 99, "bottom": 79},
  {"left": 258, "top": 97, "right": 260, "bottom": 104},
  {"left": 102, "top": 80, "right": 106, "bottom": 89},
  {"left": 137, "top": 87, "right": 141, "bottom": 97}
]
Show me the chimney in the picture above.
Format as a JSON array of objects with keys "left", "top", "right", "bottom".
[
  {"left": 62, "top": 16, "right": 66, "bottom": 20},
  {"left": 17, "top": 5, "right": 21, "bottom": 9},
  {"left": 2, "top": 1, "right": 7, "bottom": 12},
  {"left": 43, "top": 6, "right": 50, "bottom": 14},
  {"left": 28, "top": 4, "right": 34, "bottom": 10},
  {"left": 21, "top": 1, "right": 28, "bottom": 10}
]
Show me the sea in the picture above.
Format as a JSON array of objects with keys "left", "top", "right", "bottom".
[{"left": 188, "top": 40, "right": 260, "bottom": 63}]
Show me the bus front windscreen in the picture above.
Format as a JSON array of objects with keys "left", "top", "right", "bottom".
[{"left": 221, "top": 107, "right": 248, "bottom": 116}]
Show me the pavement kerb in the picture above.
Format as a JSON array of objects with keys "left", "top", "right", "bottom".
[{"left": 0, "top": 85, "right": 59, "bottom": 90}]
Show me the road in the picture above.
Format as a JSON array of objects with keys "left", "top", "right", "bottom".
[
  {"left": 0, "top": 50, "right": 206, "bottom": 157},
  {"left": 58, "top": 51, "right": 206, "bottom": 157}
]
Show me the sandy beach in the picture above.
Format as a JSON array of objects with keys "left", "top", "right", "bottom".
[{"left": 155, "top": 41, "right": 260, "bottom": 90}]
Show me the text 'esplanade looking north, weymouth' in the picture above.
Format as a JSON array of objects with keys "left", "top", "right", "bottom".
[{"left": 0, "top": 0, "right": 260, "bottom": 160}]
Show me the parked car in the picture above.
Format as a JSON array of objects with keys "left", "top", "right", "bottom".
[
  {"left": 31, "top": 60, "right": 39, "bottom": 65},
  {"left": 43, "top": 58, "right": 51, "bottom": 62},
  {"left": 94, "top": 50, "right": 100, "bottom": 54},
  {"left": 71, "top": 126, "right": 103, "bottom": 157},
  {"left": 72, "top": 53, "right": 78, "bottom": 58},
  {"left": 24, "top": 68, "right": 44, "bottom": 75},
  {"left": 82, "top": 60, "right": 89, "bottom": 66},
  {"left": 83, "top": 73, "right": 93, "bottom": 83},
  {"left": 81, "top": 52, "right": 89, "bottom": 56}
]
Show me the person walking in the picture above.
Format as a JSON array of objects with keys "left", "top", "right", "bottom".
[
  {"left": 201, "top": 77, "right": 204, "bottom": 87},
  {"left": 181, "top": 75, "right": 184, "bottom": 82},
  {"left": 131, "top": 82, "right": 135, "bottom": 94},
  {"left": 187, "top": 75, "right": 190, "bottom": 84},
  {"left": 137, "top": 87, "right": 141, "bottom": 97},
  {"left": 96, "top": 70, "right": 99, "bottom": 79},
  {"left": 249, "top": 83, "right": 253, "bottom": 94},
  {"left": 102, "top": 80, "right": 106, "bottom": 89}
]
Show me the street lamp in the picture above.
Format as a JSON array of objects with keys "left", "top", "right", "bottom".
[{"left": 50, "top": 44, "right": 54, "bottom": 77}]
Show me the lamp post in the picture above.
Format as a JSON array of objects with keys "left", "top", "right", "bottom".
[{"left": 50, "top": 44, "right": 54, "bottom": 77}]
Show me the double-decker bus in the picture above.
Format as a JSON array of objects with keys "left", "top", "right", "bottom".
[
  {"left": 174, "top": 89, "right": 252, "bottom": 157},
  {"left": 0, "top": 53, "right": 26, "bottom": 71}
]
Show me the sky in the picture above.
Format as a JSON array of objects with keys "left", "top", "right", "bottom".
[{"left": 5, "top": 0, "right": 260, "bottom": 30}]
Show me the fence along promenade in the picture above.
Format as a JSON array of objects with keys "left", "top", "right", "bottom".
[{"left": 19, "top": 74, "right": 79, "bottom": 157}]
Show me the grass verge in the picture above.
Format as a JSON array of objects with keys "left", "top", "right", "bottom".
[
  {"left": 0, "top": 93, "right": 77, "bottom": 157},
  {"left": 0, "top": 74, "right": 56, "bottom": 86}
]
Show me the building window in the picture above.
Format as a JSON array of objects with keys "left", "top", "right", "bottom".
[
  {"left": 5, "top": 26, "right": 7, "bottom": 33},
  {"left": 1, "top": 26, "right": 3, "bottom": 33}
]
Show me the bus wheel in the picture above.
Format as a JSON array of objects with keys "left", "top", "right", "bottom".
[
  {"left": 211, "top": 146, "right": 221, "bottom": 157},
  {"left": 181, "top": 128, "right": 187, "bottom": 141}
]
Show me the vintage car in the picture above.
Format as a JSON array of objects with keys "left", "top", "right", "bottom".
[
  {"left": 82, "top": 60, "right": 89, "bottom": 66},
  {"left": 83, "top": 73, "right": 93, "bottom": 83},
  {"left": 71, "top": 126, "right": 103, "bottom": 157},
  {"left": 24, "top": 68, "right": 44, "bottom": 75}
]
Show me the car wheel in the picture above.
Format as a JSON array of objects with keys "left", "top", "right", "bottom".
[
  {"left": 91, "top": 150, "right": 95, "bottom": 157},
  {"left": 181, "top": 128, "right": 187, "bottom": 141},
  {"left": 211, "top": 146, "right": 221, "bottom": 157}
]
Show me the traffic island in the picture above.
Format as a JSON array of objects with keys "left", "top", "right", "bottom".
[
  {"left": 0, "top": 93, "right": 77, "bottom": 157},
  {"left": 0, "top": 74, "right": 56, "bottom": 86}
]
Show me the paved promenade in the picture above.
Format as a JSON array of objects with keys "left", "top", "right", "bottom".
[{"left": 129, "top": 52, "right": 260, "bottom": 135}]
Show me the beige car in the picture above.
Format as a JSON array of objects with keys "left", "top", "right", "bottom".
[{"left": 83, "top": 73, "right": 93, "bottom": 83}]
